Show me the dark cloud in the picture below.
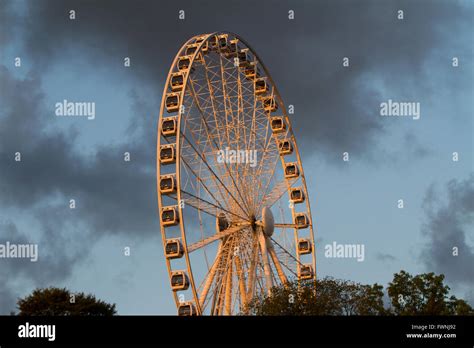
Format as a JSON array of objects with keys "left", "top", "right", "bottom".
[
  {"left": 0, "top": 216, "right": 87, "bottom": 313},
  {"left": 9, "top": 0, "right": 470, "bottom": 162},
  {"left": 0, "top": 66, "right": 158, "bottom": 313},
  {"left": 420, "top": 175, "right": 474, "bottom": 290},
  {"left": 0, "top": 66, "right": 159, "bottom": 236}
]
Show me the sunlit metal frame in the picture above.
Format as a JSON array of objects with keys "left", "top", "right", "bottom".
[{"left": 157, "top": 32, "right": 316, "bottom": 315}]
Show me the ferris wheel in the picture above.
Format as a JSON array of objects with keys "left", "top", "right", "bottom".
[{"left": 156, "top": 32, "right": 316, "bottom": 315}]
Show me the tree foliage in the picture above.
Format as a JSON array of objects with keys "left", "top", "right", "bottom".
[
  {"left": 246, "top": 277, "right": 386, "bottom": 315},
  {"left": 247, "top": 271, "right": 473, "bottom": 316},
  {"left": 387, "top": 270, "right": 473, "bottom": 315},
  {"left": 17, "top": 287, "right": 116, "bottom": 316}
]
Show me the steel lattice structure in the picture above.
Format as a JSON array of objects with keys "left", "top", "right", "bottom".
[{"left": 157, "top": 32, "right": 316, "bottom": 315}]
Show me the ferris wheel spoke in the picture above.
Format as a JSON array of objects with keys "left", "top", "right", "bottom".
[
  {"left": 161, "top": 132, "right": 234, "bottom": 215},
  {"left": 258, "top": 177, "right": 298, "bottom": 212},
  {"left": 245, "top": 237, "right": 259, "bottom": 302},
  {"left": 250, "top": 136, "right": 281, "bottom": 212},
  {"left": 181, "top": 114, "right": 238, "bottom": 215},
  {"left": 200, "top": 53, "right": 255, "bottom": 213},
  {"left": 198, "top": 242, "right": 224, "bottom": 309},
  {"left": 257, "top": 230, "right": 273, "bottom": 295},
  {"left": 181, "top": 131, "right": 249, "bottom": 217},
  {"left": 224, "top": 260, "right": 233, "bottom": 315},
  {"left": 274, "top": 223, "right": 300, "bottom": 229},
  {"left": 187, "top": 224, "right": 250, "bottom": 253},
  {"left": 214, "top": 237, "right": 235, "bottom": 315},
  {"left": 180, "top": 83, "right": 253, "bottom": 217},
  {"left": 178, "top": 189, "right": 248, "bottom": 221},
  {"left": 269, "top": 236, "right": 305, "bottom": 268},
  {"left": 266, "top": 237, "right": 289, "bottom": 284},
  {"left": 202, "top": 235, "right": 235, "bottom": 311},
  {"left": 183, "top": 78, "right": 251, "bottom": 218},
  {"left": 179, "top": 152, "right": 235, "bottom": 215},
  {"left": 234, "top": 254, "right": 248, "bottom": 309},
  {"left": 217, "top": 53, "right": 254, "bottom": 214}
]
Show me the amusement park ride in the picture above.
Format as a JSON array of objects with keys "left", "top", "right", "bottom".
[{"left": 157, "top": 32, "right": 316, "bottom": 315}]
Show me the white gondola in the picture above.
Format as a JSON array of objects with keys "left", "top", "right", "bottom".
[
  {"left": 177, "top": 55, "right": 193, "bottom": 71},
  {"left": 165, "top": 92, "right": 180, "bottom": 112},
  {"left": 271, "top": 116, "right": 286, "bottom": 133},
  {"left": 299, "top": 264, "right": 314, "bottom": 280},
  {"left": 294, "top": 213, "right": 309, "bottom": 229},
  {"left": 159, "top": 144, "right": 176, "bottom": 164},
  {"left": 217, "top": 34, "right": 228, "bottom": 50},
  {"left": 284, "top": 162, "right": 299, "bottom": 179},
  {"left": 161, "top": 116, "right": 178, "bottom": 137},
  {"left": 194, "top": 36, "right": 209, "bottom": 53},
  {"left": 244, "top": 62, "right": 257, "bottom": 80},
  {"left": 185, "top": 43, "right": 199, "bottom": 56},
  {"left": 237, "top": 48, "right": 250, "bottom": 67},
  {"left": 209, "top": 35, "right": 218, "bottom": 49},
  {"left": 170, "top": 72, "right": 185, "bottom": 91},
  {"left": 254, "top": 77, "right": 268, "bottom": 95},
  {"left": 225, "top": 38, "right": 239, "bottom": 57},
  {"left": 298, "top": 238, "right": 312, "bottom": 255},
  {"left": 170, "top": 270, "right": 189, "bottom": 291},
  {"left": 159, "top": 174, "right": 176, "bottom": 194},
  {"left": 178, "top": 302, "right": 197, "bottom": 316},
  {"left": 161, "top": 206, "right": 179, "bottom": 226},
  {"left": 290, "top": 187, "right": 305, "bottom": 203},
  {"left": 216, "top": 212, "right": 230, "bottom": 232},
  {"left": 262, "top": 95, "right": 277, "bottom": 112},
  {"left": 165, "top": 238, "right": 184, "bottom": 259},
  {"left": 278, "top": 139, "right": 293, "bottom": 155}
]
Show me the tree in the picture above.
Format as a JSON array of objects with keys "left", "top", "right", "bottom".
[
  {"left": 387, "top": 270, "right": 473, "bottom": 315},
  {"left": 247, "top": 271, "right": 473, "bottom": 316},
  {"left": 246, "top": 277, "right": 387, "bottom": 315},
  {"left": 17, "top": 287, "right": 116, "bottom": 316}
]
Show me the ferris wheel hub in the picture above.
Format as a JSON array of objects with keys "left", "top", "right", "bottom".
[{"left": 261, "top": 207, "right": 275, "bottom": 237}]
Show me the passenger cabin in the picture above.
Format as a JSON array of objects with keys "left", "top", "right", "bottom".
[
  {"left": 209, "top": 35, "right": 218, "bottom": 49},
  {"left": 226, "top": 38, "right": 239, "bottom": 57},
  {"left": 159, "top": 174, "right": 176, "bottom": 194},
  {"left": 178, "top": 302, "right": 197, "bottom": 316},
  {"left": 216, "top": 212, "right": 230, "bottom": 232},
  {"left": 170, "top": 270, "right": 190, "bottom": 291},
  {"left": 217, "top": 34, "right": 228, "bottom": 50},
  {"left": 159, "top": 144, "right": 176, "bottom": 164},
  {"left": 161, "top": 116, "right": 178, "bottom": 137},
  {"left": 278, "top": 139, "right": 293, "bottom": 155},
  {"left": 194, "top": 36, "right": 209, "bottom": 53},
  {"left": 294, "top": 213, "right": 309, "bottom": 229},
  {"left": 271, "top": 117, "right": 286, "bottom": 133},
  {"left": 298, "top": 238, "right": 312, "bottom": 254},
  {"left": 170, "top": 72, "right": 184, "bottom": 91},
  {"left": 262, "top": 96, "right": 277, "bottom": 112},
  {"left": 161, "top": 206, "right": 179, "bottom": 226},
  {"left": 237, "top": 49, "right": 250, "bottom": 67},
  {"left": 290, "top": 187, "right": 305, "bottom": 203},
  {"left": 185, "top": 43, "right": 198, "bottom": 56},
  {"left": 254, "top": 78, "right": 268, "bottom": 95},
  {"left": 165, "top": 93, "right": 180, "bottom": 112},
  {"left": 177, "top": 56, "right": 193, "bottom": 71},
  {"left": 165, "top": 238, "right": 184, "bottom": 259},
  {"left": 284, "top": 162, "right": 299, "bottom": 179},
  {"left": 299, "top": 264, "right": 314, "bottom": 280},
  {"left": 244, "top": 63, "right": 257, "bottom": 80}
]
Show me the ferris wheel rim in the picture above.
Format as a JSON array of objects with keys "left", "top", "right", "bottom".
[{"left": 157, "top": 32, "right": 316, "bottom": 316}]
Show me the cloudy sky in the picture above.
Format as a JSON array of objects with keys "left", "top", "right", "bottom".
[{"left": 0, "top": 0, "right": 472, "bottom": 314}]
